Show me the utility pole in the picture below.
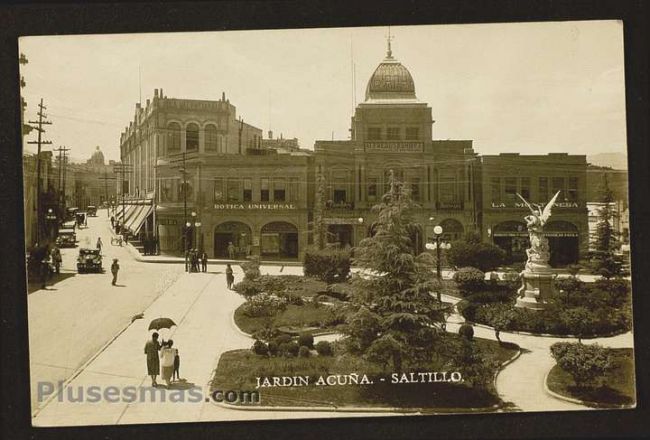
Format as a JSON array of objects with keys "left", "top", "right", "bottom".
[
  {"left": 62, "top": 149, "right": 68, "bottom": 211},
  {"left": 113, "top": 163, "right": 133, "bottom": 233},
  {"left": 54, "top": 146, "right": 70, "bottom": 213},
  {"left": 27, "top": 98, "right": 53, "bottom": 245},
  {"left": 98, "top": 169, "right": 116, "bottom": 206},
  {"left": 238, "top": 117, "right": 244, "bottom": 154}
]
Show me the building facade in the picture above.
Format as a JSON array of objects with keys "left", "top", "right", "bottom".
[
  {"left": 118, "top": 44, "right": 593, "bottom": 265},
  {"left": 479, "top": 153, "right": 589, "bottom": 266}
]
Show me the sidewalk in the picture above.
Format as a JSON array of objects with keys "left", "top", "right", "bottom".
[{"left": 32, "top": 265, "right": 370, "bottom": 426}]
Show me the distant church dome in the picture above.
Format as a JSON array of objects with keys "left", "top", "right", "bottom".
[
  {"left": 88, "top": 146, "right": 105, "bottom": 166},
  {"left": 365, "top": 42, "right": 416, "bottom": 101}
]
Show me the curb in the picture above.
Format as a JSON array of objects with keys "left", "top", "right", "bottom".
[
  {"left": 132, "top": 253, "right": 303, "bottom": 267},
  {"left": 542, "top": 368, "right": 635, "bottom": 410}
]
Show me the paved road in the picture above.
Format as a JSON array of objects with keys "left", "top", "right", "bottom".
[{"left": 28, "top": 209, "right": 184, "bottom": 414}]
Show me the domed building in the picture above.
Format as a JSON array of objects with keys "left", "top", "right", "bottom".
[
  {"left": 87, "top": 146, "right": 105, "bottom": 167},
  {"left": 315, "top": 40, "right": 480, "bottom": 250}
]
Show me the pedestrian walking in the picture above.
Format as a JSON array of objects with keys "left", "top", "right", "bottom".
[
  {"left": 144, "top": 332, "right": 162, "bottom": 387},
  {"left": 96, "top": 237, "right": 103, "bottom": 253},
  {"left": 226, "top": 263, "right": 234, "bottom": 289},
  {"left": 184, "top": 249, "right": 190, "bottom": 272},
  {"left": 191, "top": 249, "right": 199, "bottom": 273},
  {"left": 227, "top": 241, "right": 235, "bottom": 260},
  {"left": 111, "top": 258, "right": 120, "bottom": 285},
  {"left": 51, "top": 245, "right": 62, "bottom": 274},
  {"left": 159, "top": 340, "right": 177, "bottom": 387},
  {"left": 201, "top": 250, "right": 208, "bottom": 272},
  {"left": 173, "top": 346, "right": 181, "bottom": 381}
]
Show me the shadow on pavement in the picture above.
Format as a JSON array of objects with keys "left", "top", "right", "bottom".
[{"left": 27, "top": 272, "right": 76, "bottom": 294}]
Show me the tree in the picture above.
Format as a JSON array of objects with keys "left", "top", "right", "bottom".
[
  {"left": 312, "top": 170, "right": 326, "bottom": 250},
  {"left": 550, "top": 342, "right": 613, "bottom": 388},
  {"left": 590, "top": 175, "right": 624, "bottom": 279},
  {"left": 447, "top": 239, "right": 506, "bottom": 272},
  {"left": 343, "top": 171, "right": 443, "bottom": 372},
  {"left": 482, "top": 303, "right": 516, "bottom": 343}
]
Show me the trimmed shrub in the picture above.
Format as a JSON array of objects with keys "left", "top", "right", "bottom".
[
  {"left": 267, "top": 340, "right": 279, "bottom": 356},
  {"left": 241, "top": 294, "right": 287, "bottom": 318},
  {"left": 273, "top": 333, "right": 292, "bottom": 346},
  {"left": 315, "top": 340, "right": 334, "bottom": 356},
  {"left": 280, "top": 341, "right": 300, "bottom": 357},
  {"left": 303, "top": 247, "right": 351, "bottom": 283},
  {"left": 298, "top": 346, "right": 311, "bottom": 358},
  {"left": 298, "top": 332, "right": 314, "bottom": 349},
  {"left": 458, "top": 323, "right": 474, "bottom": 340},
  {"left": 251, "top": 340, "right": 268, "bottom": 356},
  {"left": 550, "top": 342, "right": 613, "bottom": 387},
  {"left": 453, "top": 267, "right": 486, "bottom": 295},
  {"left": 232, "top": 279, "right": 263, "bottom": 298},
  {"left": 447, "top": 241, "right": 506, "bottom": 272},
  {"left": 240, "top": 256, "right": 261, "bottom": 281}
]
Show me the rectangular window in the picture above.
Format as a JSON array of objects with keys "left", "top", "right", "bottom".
[
  {"left": 411, "top": 178, "right": 420, "bottom": 201},
  {"left": 568, "top": 177, "right": 578, "bottom": 202},
  {"left": 288, "top": 177, "right": 299, "bottom": 202},
  {"left": 367, "top": 177, "right": 378, "bottom": 201},
  {"left": 552, "top": 177, "right": 565, "bottom": 198},
  {"left": 491, "top": 177, "right": 501, "bottom": 202},
  {"left": 367, "top": 127, "right": 382, "bottom": 140},
  {"left": 333, "top": 189, "right": 347, "bottom": 203},
  {"left": 504, "top": 177, "right": 517, "bottom": 202},
  {"left": 213, "top": 178, "right": 224, "bottom": 202},
  {"left": 260, "top": 178, "right": 269, "bottom": 202},
  {"left": 243, "top": 178, "right": 252, "bottom": 202},
  {"left": 227, "top": 178, "right": 240, "bottom": 202},
  {"left": 274, "top": 178, "right": 286, "bottom": 202},
  {"left": 520, "top": 177, "right": 531, "bottom": 200},
  {"left": 387, "top": 127, "right": 400, "bottom": 140},
  {"left": 405, "top": 127, "right": 419, "bottom": 140},
  {"left": 439, "top": 177, "right": 457, "bottom": 204},
  {"left": 538, "top": 177, "right": 548, "bottom": 201}
]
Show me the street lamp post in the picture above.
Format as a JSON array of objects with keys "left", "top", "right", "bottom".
[{"left": 433, "top": 225, "right": 443, "bottom": 302}]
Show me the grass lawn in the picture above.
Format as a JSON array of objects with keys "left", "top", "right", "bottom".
[
  {"left": 547, "top": 348, "right": 636, "bottom": 407},
  {"left": 211, "top": 336, "right": 518, "bottom": 410},
  {"left": 234, "top": 303, "right": 340, "bottom": 335}
]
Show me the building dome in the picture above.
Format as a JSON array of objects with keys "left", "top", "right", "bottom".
[
  {"left": 364, "top": 46, "right": 416, "bottom": 101},
  {"left": 88, "top": 146, "right": 105, "bottom": 166}
]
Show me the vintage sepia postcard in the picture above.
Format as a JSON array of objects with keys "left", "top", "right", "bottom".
[{"left": 19, "top": 20, "right": 635, "bottom": 427}]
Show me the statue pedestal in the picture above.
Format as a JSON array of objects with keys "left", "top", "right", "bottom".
[{"left": 516, "top": 270, "right": 556, "bottom": 311}]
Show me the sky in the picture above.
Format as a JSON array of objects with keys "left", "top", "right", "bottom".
[{"left": 19, "top": 20, "right": 627, "bottom": 163}]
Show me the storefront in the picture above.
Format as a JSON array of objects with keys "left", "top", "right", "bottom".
[
  {"left": 491, "top": 220, "right": 530, "bottom": 263},
  {"left": 260, "top": 221, "right": 299, "bottom": 259},
  {"left": 545, "top": 220, "right": 579, "bottom": 266},
  {"left": 214, "top": 221, "right": 252, "bottom": 259}
]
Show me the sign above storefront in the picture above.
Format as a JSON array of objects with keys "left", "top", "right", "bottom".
[
  {"left": 214, "top": 203, "right": 296, "bottom": 210},
  {"left": 491, "top": 201, "right": 580, "bottom": 209},
  {"left": 364, "top": 142, "right": 424, "bottom": 153}
]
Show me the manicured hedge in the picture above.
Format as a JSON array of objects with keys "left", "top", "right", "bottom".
[{"left": 303, "top": 247, "right": 351, "bottom": 283}]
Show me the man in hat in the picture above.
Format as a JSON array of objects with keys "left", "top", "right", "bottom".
[{"left": 111, "top": 258, "right": 120, "bottom": 286}]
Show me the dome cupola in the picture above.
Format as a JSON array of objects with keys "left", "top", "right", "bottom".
[{"left": 364, "top": 39, "right": 417, "bottom": 101}]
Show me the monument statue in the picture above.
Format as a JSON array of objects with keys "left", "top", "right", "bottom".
[{"left": 514, "top": 191, "right": 561, "bottom": 310}]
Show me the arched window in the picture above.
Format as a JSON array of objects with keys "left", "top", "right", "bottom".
[
  {"left": 205, "top": 124, "right": 218, "bottom": 152},
  {"left": 167, "top": 122, "right": 181, "bottom": 153},
  {"left": 186, "top": 123, "right": 199, "bottom": 151}
]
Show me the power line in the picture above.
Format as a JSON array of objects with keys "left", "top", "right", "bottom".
[{"left": 27, "top": 98, "right": 53, "bottom": 245}]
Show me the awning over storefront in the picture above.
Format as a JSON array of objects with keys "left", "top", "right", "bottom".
[
  {"left": 117, "top": 204, "right": 138, "bottom": 224},
  {"left": 125, "top": 204, "right": 154, "bottom": 235}
]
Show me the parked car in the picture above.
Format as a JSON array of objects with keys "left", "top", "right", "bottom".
[
  {"left": 56, "top": 230, "right": 77, "bottom": 248},
  {"left": 66, "top": 207, "right": 78, "bottom": 222},
  {"left": 75, "top": 211, "right": 87, "bottom": 228},
  {"left": 77, "top": 248, "right": 103, "bottom": 273},
  {"left": 87, "top": 205, "right": 97, "bottom": 216}
]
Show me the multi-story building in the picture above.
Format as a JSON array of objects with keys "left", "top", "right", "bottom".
[
  {"left": 314, "top": 44, "right": 479, "bottom": 252},
  {"left": 479, "top": 153, "right": 589, "bottom": 266},
  {"left": 117, "top": 42, "right": 593, "bottom": 266}
]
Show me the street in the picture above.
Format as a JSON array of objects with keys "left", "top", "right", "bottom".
[{"left": 28, "top": 209, "right": 184, "bottom": 414}]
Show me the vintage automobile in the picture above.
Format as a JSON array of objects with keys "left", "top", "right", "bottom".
[
  {"left": 77, "top": 248, "right": 103, "bottom": 273},
  {"left": 87, "top": 205, "right": 97, "bottom": 216},
  {"left": 75, "top": 211, "right": 87, "bottom": 228},
  {"left": 66, "top": 207, "right": 79, "bottom": 222},
  {"left": 56, "top": 229, "right": 77, "bottom": 248}
]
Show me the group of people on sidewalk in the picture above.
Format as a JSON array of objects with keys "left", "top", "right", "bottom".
[
  {"left": 185, "top": 249, "right": 208, "bottom": 273},
  {"left": 144, "top": 332, "right": 181, "bottom": 388}
]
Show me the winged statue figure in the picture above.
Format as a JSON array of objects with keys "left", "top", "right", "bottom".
[{"left": 516, "top": 191, "right": 561, "bottom": 274}]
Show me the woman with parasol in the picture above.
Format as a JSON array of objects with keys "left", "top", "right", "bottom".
[{"left": 144, "top": 317, "right": 176, "bottom": 387}]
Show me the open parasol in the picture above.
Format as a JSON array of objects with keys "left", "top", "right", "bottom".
[{"left": 148, "top": 317, "right": 176, "bottom": 331}]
